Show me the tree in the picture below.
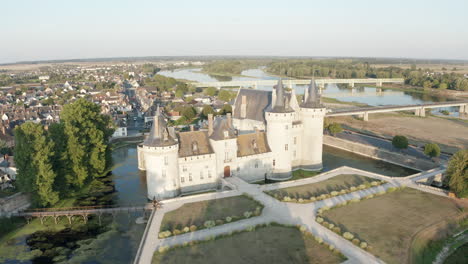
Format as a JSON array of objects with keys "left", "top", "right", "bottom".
[
  {"left": 181, "top": 106, "right": 197, "bottom": 120},
  {"left": 175, "top": 89, "right": 184, "bottom": 98},
  {"left": 201, "top": 105, "right": 215, "bottom": 119},
  {"left": 218, "top": 90, "right": 233, "bottom": 102},
  {"left": 15, "top": 122, "right": 59, "bottom": 207},
  {"left": 61, "top": 99, "right": 114, "bottom": 188},
  {"left": 445, "top": 149, "right": 468, "bottom": 198},
  {"left": 218, "top": 104, "right": 232, "bottom": 115},
  {"left": 204, "top": 87, "right": 217, "bottom": 96},
  {"left": 424, "top": 143, "right": 441, "bottom": 158},
  {"left": 328, "top": 123, "right": 343, "bottom": 135},
  {"left": 392, "top": 135, "right": 408, "bottom": 149},
  {"left": 48, "top": 123, "right": 70, "bottom": 196}
]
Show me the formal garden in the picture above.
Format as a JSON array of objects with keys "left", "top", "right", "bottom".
[
  {"left": 159, "top": 195, "right": 263, "bottom": 238},
  {"left": 266, "top": 174, "right": 385, "bottom": 203},
  {"left": 153, "top": 224, "right": 346, "bottom": 264},
  {"left": 317, "top": 187, "right": 466, "bottom": 264}
]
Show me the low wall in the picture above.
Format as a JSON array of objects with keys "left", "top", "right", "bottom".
[
  {"left": 323, "top": 135, "right": 437, "bottom": 171},
  {"left": 0, "top": 192, "right": 30, "bottom": 216}
]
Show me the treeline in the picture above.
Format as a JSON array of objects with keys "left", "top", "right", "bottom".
[
  {"left": 202, "top": 60, "right": 263, "bottom": 75},
  {"left": 15, "top": 99, "right": 114, "bottom": 207},
  {"left": 143, "top": 74, "right": 189, "bottom": 96},
  {"left": 266, "top": 60, "right": 468, "bottom": 91}
]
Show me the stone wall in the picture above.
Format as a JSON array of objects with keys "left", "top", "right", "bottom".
[
  {"left": 323, "top": 135, "right": 437, "bottom": 171},
  {"left": 0, "top": 192, "right": 30, "bottom": 216}
]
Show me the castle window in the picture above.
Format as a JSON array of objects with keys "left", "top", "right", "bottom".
[
  {"left": 181, "top": 177, "right": 185, "bottom": 183},
  {"left": 208, "top": 170, "right": 212, "bottom": 178},
  {"left": 200, "top": 171, "right": 204, "bottom": 180},
  {"left": 189, "top": 173, "right": 192, "bottom": 181},
  {"left": 164, "top": 156, "right": 168, "bottom": 165},
  {"left": 224, "top": 130, "right": 229, "bottom": 138},
  {"left": 162, "top": 170, "right": 166, "bottom": 178},
  {"left": 273, "top": 159, "right": 276, "bottom": 167},
  {"left": 294, "top": 137, "right": 297, "bottom": 144},
  {"left": 293, "top": 150, "right": 296, "bottom": 158},
  {"left": 183, "top": 166, "right": 187, "bottom": 172},
  {"left": 285, "top": 144, "right": 288, "bottom": 151}
]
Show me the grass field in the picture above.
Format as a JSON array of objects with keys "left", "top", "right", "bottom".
[
  {"left": 322, "top": 188, "right": 465, "bottom": 264},
  {"left": 444, "top": 243, "right": 468, "bottom": 264},
  {"left": 160, "top": 195, "right": 262, "bottom": 231},
  {"left": 267, "top": 174, "right": 376, "bottom": 199},
  {"left": 152, "top": 225, "right": 346, "bottom": 264}
]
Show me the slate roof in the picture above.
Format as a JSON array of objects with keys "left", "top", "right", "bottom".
[
  {"left": 232, "top": 89, "right": 271, "bottom": 122},
  {"left": 209, "top": 117, "right": 236, "bottom": 141},
  {"left": 143, "top": 108, "right": 177, "bottom": 147},
  {"left": 300, "top": 79, "right": 323, "bottom": 108},
  {"left": 178, "top": 131, "right": 214, "bottom": 157},
  {"left": 237, "top": 131, "right": 271, "bottom": 157}
]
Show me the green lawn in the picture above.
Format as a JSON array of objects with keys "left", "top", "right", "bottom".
[
  {"left": 444, "top": 243, "right": 468, "bottom": 264},
  {"left": 152, "top": 225, "right": 346, "bottom": 264},
  {"left": 160, "top": 195, "right": 262, "bottom": 232},
  {"left": 267, "top": 174, "right": 376, "bottom": 199},
  {"left": 322, "top": 188, "right": 465, "bottom": 264}
]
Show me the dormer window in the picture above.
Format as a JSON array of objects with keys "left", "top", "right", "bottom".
[
  {"left": 192, "top": 141, "right": 199, "bottom": 153},
  {"left": 224, "top": 130, "right": 229, "bottom": 139}
]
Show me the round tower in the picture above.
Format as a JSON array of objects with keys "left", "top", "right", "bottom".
[
  {"left": 138, "top": 108, "right": 180, "bottom": 199},
  {"left": 265, "top": 79, "right": 295, "bottom": 180},
  {"left": 299, "top": 79, "right": 326, "bottom": 170}
]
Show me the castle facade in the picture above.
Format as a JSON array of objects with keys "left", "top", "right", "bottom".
[{"left": 137, "top": 80, "right": 326, "bottom": 199}]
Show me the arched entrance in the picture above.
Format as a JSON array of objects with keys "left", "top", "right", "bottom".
[{"left": 224, "top": 166, "right": 231, "bottom": 178}]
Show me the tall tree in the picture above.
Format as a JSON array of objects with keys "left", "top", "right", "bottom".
[
  {"left": 48, "top": 123, "right": 70, "bottom": 195},
  {"left": 445, "top": 149, "right": 468, "bottom": 198},
  {"left": 15, "top": 122, "right": 59, "bottom": 206},
  {"left": 61, "top": 99, "right": 114, "bottom": 188}
]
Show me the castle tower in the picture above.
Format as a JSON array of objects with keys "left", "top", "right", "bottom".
[
  {"left": 137, "top": 107, "right": 180, "bottom": 199},
  {"left": 265, "top": 79, "right": 295, "bottom": 180},
  {"left": 299, "top": 79, "right": 326, "bottom": 170}
]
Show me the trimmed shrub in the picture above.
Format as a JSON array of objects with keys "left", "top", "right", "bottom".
[
  {"left": 317, "top": 208, "right": 323, "bottom": 214},
  {"left": 283, "top": 196, "right": 291, "bottom": 202},
  {"left": 360, "top": 242, "right": 368, "bottom": 249},
  {"left": 339, "top": 189, "right": 347, "bottom": 195},
  {"left": 330, "top": 191, "right": 339, "bottom": 196},
  {"left": 314, "top": 236, "right": 323, "bottom": 244},
  {"left": 371, "top": 181, "right": 380, "bottom": 186},
  {"left": 387, "top": 187, "right": 397, "bottom": 193},
  {"left": 183, "top": 227, "right": 190, "bottom": 233},
  {"left": 309, "top": 196, "right": 317, "bottom": 202},
  {"left": 350, "top": 198, "right": 360, "bottom": 203},
  {"left": 244, "top": 211, "right": 252, "bottom": 218},
  {"left": 424, "top": 143, "right": 441, "bottom": 158},
  {"left": 246, "top": 226, "right": 255, "bottom": 232},
  {"left": 332, "top": 226, "right": 341, "bottom": 234},
  {"left": 215, "top": 219, "right": 224, "bottom": 226},
  {"left": 343, "top": 232, "right": 354, "bottom": 240},
  {"left": 173, "top": 229, "right": 181, "bottom": 235},
  {"left": 352, "top": 238, "right": 360, "bottom": 245},
  {"left": 392, "top": 135, "right": 408, "bottom": 149},
  {"left": 322, "top": 221, "right": 329, "bottom": 227},
  {"left": 329, "top": 244, "right": 335, "bottom": 251},
  {"left": 298, "top": 198, "right": 304, "bottom": 203},
  {"left": 158, "top": 246, "right": 169, "bottom": 253},
  {"left": 190, "top": 225, "right": 197, "bottom": 232},
  {"left": 322, "top": 206, "right": 330, "bottom": 211},
  {"left": 350, "top": 186, "right": 357, "bottom": 192},
  {"left": 328, "top": 223, "right": 335, "bottom": 229},
  {"left": 316, "top": 217, "right": 324, "bottom": 223},
  {"left": 319, "top": 194, "right": 327, "bottom": 200},
  {"left": 204, "top": 220, "right": 216, "bottom": 228},
  {"left": 299, "top": 225, "right": 307, "bottom": 233},
  {"left": 225, "top": 216, "right": 232, "bottom": 223}
]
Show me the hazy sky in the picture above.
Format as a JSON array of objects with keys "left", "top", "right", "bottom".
[{"left": 2, "top": 0, "right": 468, "bottom": 63}]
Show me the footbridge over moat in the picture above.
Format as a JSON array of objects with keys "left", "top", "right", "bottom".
[
  {"left": 11, "top": 204, "right": 154, "bottom": 225},
  {"left": 192, "top": 78, "right": 404, "bottom": 89},
  {"left": 326, "top": 101, "right": 468, "bottom": 121}
]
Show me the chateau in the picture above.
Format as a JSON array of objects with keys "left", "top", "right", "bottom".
[{"left": 137, "top": 79, "right": 326, "bottom": 199}]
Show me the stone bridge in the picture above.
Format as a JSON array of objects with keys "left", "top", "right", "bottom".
[
  {"left": 326, "top": 101, "right": 468, "bottom": 121},
  {"left": 192, "top": 78, "right": 404, "bottom": 89}
]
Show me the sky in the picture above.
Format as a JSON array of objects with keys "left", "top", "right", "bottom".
[{"left": 1, "top": 0, "right": 468, "bottom": 63}]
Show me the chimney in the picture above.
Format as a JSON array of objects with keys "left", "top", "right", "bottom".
[
  {"left": 227, "top": 113, "right": 232, "bottom": 127},
  {"left": 190, "top": 124, "right": 194, "bottom": 131},
  {"left": 208, "top": 114, "right": 213, "bottom": 136},
  {"left": 240, "top": 95, "right": 247, "bottom": 118}
]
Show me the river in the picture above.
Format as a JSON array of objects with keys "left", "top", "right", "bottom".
[{"left": 158, "top": 68, "right": 459, "bottom": 116}]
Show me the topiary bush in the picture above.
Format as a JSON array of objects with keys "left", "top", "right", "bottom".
[
  {"left": 352, "top": 238, "right": 360, "bottom": 245},
  {"left": 424, "top": 143, "right": 441, "bottom": 158},
  {"left": 243, "top": 211, "right": 252, "bottom": 218},
  {"left": 183, "top": 227, "right": 190, "bottom": 233},
  {"left": 225, "top": 216, "right": 232, "bottom": 223},
  {"left": 392, "top": 135, "right": 408, "bottom": 149},
  {"left": 190, "top": 225, "right": 197, "bottom": 232},
  {"left": 316, "top": 217, "right": 324, "bottom": 223},
  {"left": 343, "top": 232, "right": 354, "bottom": 240},
  {"left": 360, "top": 242, "right": 368, "bottom": 249}
]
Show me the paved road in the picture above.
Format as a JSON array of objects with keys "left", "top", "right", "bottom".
[{"left": 136, "top": 166, "right": 448, "bottom": 264}]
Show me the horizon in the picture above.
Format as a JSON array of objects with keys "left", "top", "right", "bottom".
[{"left": 2, "top": 0, "right": 468, "bottom": 63}]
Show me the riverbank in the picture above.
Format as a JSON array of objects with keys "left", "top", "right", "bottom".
[{"left": 357, "top": 83, "right": 468, "bottom": 99}]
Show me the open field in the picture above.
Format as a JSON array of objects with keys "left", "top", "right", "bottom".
[
  {"left": 160, "top": 195, "right": 262, "bottom": 231},
  {"left": 322, "top": 188, "right": 467, "bottom": 264},
  {"left": 267, "top": 174, "right": 375, "bottom": 199},
  {"left": 329, "top": 114, "right": 468, "bottom": 154},
  {"left": 152, "top": 225, "right": 345, "bottom": 264}
]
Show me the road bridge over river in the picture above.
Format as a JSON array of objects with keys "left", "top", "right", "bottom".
[
  {"left": 326, "top": 101, "right": 468, "bottom": 121},
  {"left": 193, "top": 78, "right": 404, "bottom": 89}
]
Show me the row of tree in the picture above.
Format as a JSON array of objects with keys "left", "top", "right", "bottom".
[
  {"left": 266, "top": 59, "right": 468, "bottom": 91},
  {"left": 15, "top": 99, "right": 114, "bottom": 207}
]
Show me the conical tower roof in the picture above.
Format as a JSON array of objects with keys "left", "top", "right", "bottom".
[
  {"left": 301, "top": 78, "right": 322, "bottom": 108},
  {"left": 271, "top": 79, "right": 293, "bottom": 113},
  {"left": 143, "top": 106, "right": 177, "bottom": 147}
]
